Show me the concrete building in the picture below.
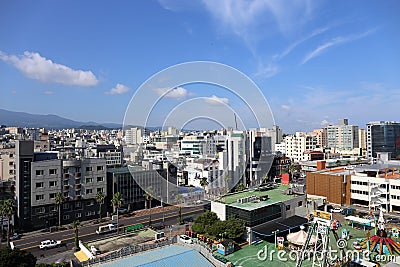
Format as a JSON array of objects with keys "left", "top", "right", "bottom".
[
  {"left": 325, "top": 119, "right": 359, "bottom": 151},
  {"left": 366, "top": 121, "right": 400, "bottom": 160},
  {"left": 180, "top": 135, "right": 216, "bottom": 156},
  {"left": 125, "top": 127, "right": 143, "bottom": 145},
  {"left": 15, "top": 140, "right": 107, "bottom": 229},
  {"left": 284, "top": 132, "right": 317, "bottom": 162},
  {"left": 0, "top": 147, "right": 15, "bottom": 181}
]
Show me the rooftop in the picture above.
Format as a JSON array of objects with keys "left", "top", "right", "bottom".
[{"left": 218, "top": 184, "right": 300, "bottom": 210}]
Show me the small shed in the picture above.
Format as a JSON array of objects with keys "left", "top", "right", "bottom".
[{"left": 216, "top": 239, "right": 235, "bottom": 256}]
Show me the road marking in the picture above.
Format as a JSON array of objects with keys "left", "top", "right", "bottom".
[{"left": 19, "top": 208, "right": 203, "bottom": 250}]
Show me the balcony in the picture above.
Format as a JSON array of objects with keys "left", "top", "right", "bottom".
[
  {"left": 63, "top": 185, "right": 69, "bottom": 190},
  {"left": 74, "top": 195, "right": 82, "bottom": 200},
  {"left": 75, "top": 172, "right": 81, "bottom": 178},
  {"left": 63, "top": 173, "right": 69, "bottom": 179},
  {"left": 74, "top": 184, "right": 81, "bottom": 189}
]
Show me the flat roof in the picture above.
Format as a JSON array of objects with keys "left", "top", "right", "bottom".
[
  {"left": 252, "top": 215, "right": 308, "bottom": 236},
  {"left": 218, "top": 184, "right": 300, "bottom": 210}
]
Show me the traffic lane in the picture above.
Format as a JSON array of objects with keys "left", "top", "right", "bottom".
[{"left": 16, "top": 207, "right": 203, "bottom": 250}]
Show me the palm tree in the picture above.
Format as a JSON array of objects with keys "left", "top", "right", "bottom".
[
  {"left": 200, "top": 177, "right": 209, "bottom": 190},
  {"left": 71, "top": 220, "right": 81, "bottom": 251},
  {"left": 3, "top": 199, "right": 14, "bottom": 247},
  {"left": 111, "top": 192, "right": 123, "bottom": 234},
  {"left": 54, "top": 192, "right": 64, "bottom": 228},
  {"left": 144, "top": 186, "right": 154, "bottom": 209},
  {"left": 0, "top": 200, "right": 5, "bottom": 240},
  {"left": 95, "top": 191, "right": 106, "bottom": 222}
]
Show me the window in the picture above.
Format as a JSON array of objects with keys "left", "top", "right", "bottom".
[
  {"left": 63, "top": 192, "right": 69, "bottom": 198},
  {"left": 64, "top": 180, "right": 69, "bottom": 186},
  {"left": 9, "top": 161, "right": 14, "bottom": 166},
  {"left": 86, "top": 188, "right": 93, "bottom": 194},
  {"left": 97, "top": 188, "right": 104, "bottom": 193},
  {"left": 49, "top": 181, "right": 57, "bottom": 187},
  {"left": 285, "top": 205, "right": 291, "bottom": 211},
  {"left": 9, "top": 153, "right": 13, "bottom": 158},
  {"left": 36, "top": 182, "right": 44, "bottom": 188},
  {"left": 76, "top": 213, "right": 82, "bottom": 218},
  {"left": 49, "top": 169, "right": 57, "bottom": 175},
  {"left": 36, "top": 194, "right": 44, "bottom": 201},
  {"left": 97, "top": 166, "right": 104, "bottom": 171},
  {"left": 49, "top": 193, "right": 56, "bottom": 199},
  {"left": 75, "top": 202, "right": 82, "bottom": 208},
  {"left": 298, "top": 201, "right": 303, "bottom": 207},
  {"left": 63, "top": 215, "right": 70, "bottom": 220},
  {"left": 87, "top": 200, "right": 95, "bottom": 206},
  {"left": 36, "top": 170, "right": 44, "bottom": 176},
  {"left": 63, "top": 203, "right": 70, "bottom": 209},
  {"left": 86, "top": 166, "right": 93, "bottom": 172},
  {"left": 97, "top": 176, "right": 104, "bottom": 182},
  {"left": 85, "top": 211, "right": 95, "bottom": 216},
  {"left": 36, "top": 207, "right": 45, "bottom": 214},
  {"left": 86, "top": 177, "right": 93, "bottom": 183}
]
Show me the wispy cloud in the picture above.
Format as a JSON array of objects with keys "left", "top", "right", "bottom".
[
  {"left": 275, "top": 26, "right": 329, "bottom": 60},
  {"left": 105, "top": 83, "right": 129, "bottom": 95},
  {"left": 281, "top": 104, "right": 290, "bottom": 110},
  {"left": 204, "top": 95, "right": 229, "bottom": 105},
  {"left": 44, "top": 90, "right": 54, "bottom": 95},
  {"left": 254, "top": 63, "right": 279, "bottom": 78},
  {"left": 155, "top": 87, "right": 189, "bottom": 100},
  {"left": 0, "top": 51, "right": 98, "bottom": 86},
  {"left": 301, "top": 29, "right": 376, "bottom": 64}
]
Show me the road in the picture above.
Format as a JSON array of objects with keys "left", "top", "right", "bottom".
[{"left": 9, "top": 206, "right": 204, "bottom": 259}]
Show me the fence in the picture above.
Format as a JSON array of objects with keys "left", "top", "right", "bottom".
[
  {"left": 176, "top": 238, "right": 231, "bottom": 267},
  {"left": 81, "top": 236, "right": 177, "bottom": 267}
]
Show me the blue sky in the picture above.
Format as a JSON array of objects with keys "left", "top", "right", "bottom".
[{"left": 0, "top": 0, "right": 399, "bottom": 133}]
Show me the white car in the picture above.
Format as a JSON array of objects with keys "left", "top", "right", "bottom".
[
  {"left": 330, "top": 207, "right": 343, "bottom": 213},
  {"left": 39, "top": 239, "right": 62, "bottom": 250},
  {"left": 179, "top": 234, "right": 193, "bottom": 244}
]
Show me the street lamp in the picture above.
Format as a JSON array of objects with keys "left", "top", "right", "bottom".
[{"left": 274, "top": 229, "right": 279, "bottom": 248}]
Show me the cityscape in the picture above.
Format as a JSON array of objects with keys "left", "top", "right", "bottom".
[{"left": 1, "top": 1, "right": 400, "bottom": 267}]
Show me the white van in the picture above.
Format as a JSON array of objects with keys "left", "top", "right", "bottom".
[{"left": 96, "top": 224, "right": 117, "bottom": 234}]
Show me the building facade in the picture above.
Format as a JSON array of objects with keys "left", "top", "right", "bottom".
[{"left": 366, "top": 121, "right": 400, "bottom": 159}]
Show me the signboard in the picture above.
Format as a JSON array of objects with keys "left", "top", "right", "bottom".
[{"left": 313, "top": 210, "right": 332, "bottom": 221}]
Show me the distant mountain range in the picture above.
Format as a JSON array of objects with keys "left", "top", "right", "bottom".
[{"left": 0, "top": 108, "right": 122, "bottom": 129}]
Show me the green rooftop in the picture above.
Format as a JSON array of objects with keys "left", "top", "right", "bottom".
[{"left": 218, "top": 185, "right": 297, "bottom": 211}]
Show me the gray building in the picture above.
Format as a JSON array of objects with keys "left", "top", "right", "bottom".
[
  {"left": 367, "top": 121, "right": 400, "bottom": 159},
  {"left": 16, "top": 140, "right": 107, "bottom": 229}
]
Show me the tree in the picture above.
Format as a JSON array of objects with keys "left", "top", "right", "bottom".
[
  {"left": 192, "top": 211, "right": 219, "bottom": 234},
  {"left": 144, "top": 186, "right": 154, "bottom": 209},
  {"left": 111, "top": 192, "right": 123, "bottom": 234},
  {"left": 200, "top": 177, "right": 209, "bottom": 189},
  {"left": 235, "top": 183, "right": 246, "bottom": 192},
  {"left": 0, "top": 247, "right": 36, "bottom": 267},
  {"left": 95, "top": 191, "right": 106, "bottom": 222},
  {"left": 71, "top": 220, "right": 81, "bottom": 252},
  {"left": 54, "top": 192, "right": 64, "bottom": 228},
  {"left": 178, "top": 207, "right": 182, "bottom": 225},
  {"left": 2, "top": 199, "right": 14, "bottom": 247},
  {"left": 224, "top": 217, "right": 245, "bottom": 239},
  {"left": 0, "top": 200, "right": 5, "bottom": 240}
]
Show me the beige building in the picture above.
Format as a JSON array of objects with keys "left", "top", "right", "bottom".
[{"left": 0, "top": 148, "right": 16, "bottom": 181}]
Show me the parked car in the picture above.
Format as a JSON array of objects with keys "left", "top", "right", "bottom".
[
  {"left": 39, "top": 239, "right": 62, "bottom": 250},
  {"left": 179, "top": 234, "right": 193, "bottom": 244},
  {"left": 341, "top": 208, "right": 355, "bottom": 215},
  {"left": 330, "top": 207, "right": 343, "bottom": 213},
  {"left": 387, "top": 218, "right": 400, "bottom": 224},
  {"left": 10, "top": 233, "right": 22, "bottom": 240}
]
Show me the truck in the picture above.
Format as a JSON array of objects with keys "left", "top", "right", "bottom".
[{"left": 96, "top": 223, "right": 117, "bottom": 234}]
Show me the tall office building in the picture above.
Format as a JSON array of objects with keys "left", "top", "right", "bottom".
[
  {"left": 325, "top": 119, "right": 359, "bottom": 150},
  {"left": 366, "top": 121, "right": 400, "bottom": 159}
]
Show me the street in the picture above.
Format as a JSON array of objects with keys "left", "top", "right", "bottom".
[{"left": 6, "top": 206, "right": 204, "bottom": 261}]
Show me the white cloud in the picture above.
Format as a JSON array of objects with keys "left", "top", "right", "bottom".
[
  {"left": 301, "top": 29, "right": 376, "bottom": 64},
  {"left": 44, "top": 90, "right": 54, "bottom": 95},
  {"left": 254, "top": 63, "right": 279, "bottom": 78},
  {"left": 105, "top": 83, "right": 130, "bottom": 95},
  {"left": 0, "top": 51, "right": 98, "bottom": 86},
  {"left": 281, "top": 104, "right": 290, "bottom": 110},
  {"left": 321, "top": 119, "right": 330, "bottom": 126},
  {"left": 155, "top": 87, "right": 189, "bottom": 99},
  {"left": 204, "top": 95, "right": 229, "bottom": 105}
]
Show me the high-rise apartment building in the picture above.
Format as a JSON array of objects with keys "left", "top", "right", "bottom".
[
  {"left": 284, "top": 132, "right": 317, "bottom": 162},
  {"left": 366, "top": 121, "right": 400, "bottom": 159},
  {"left": 325, "top": 119, "right": 359, "bottom": 150}
]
